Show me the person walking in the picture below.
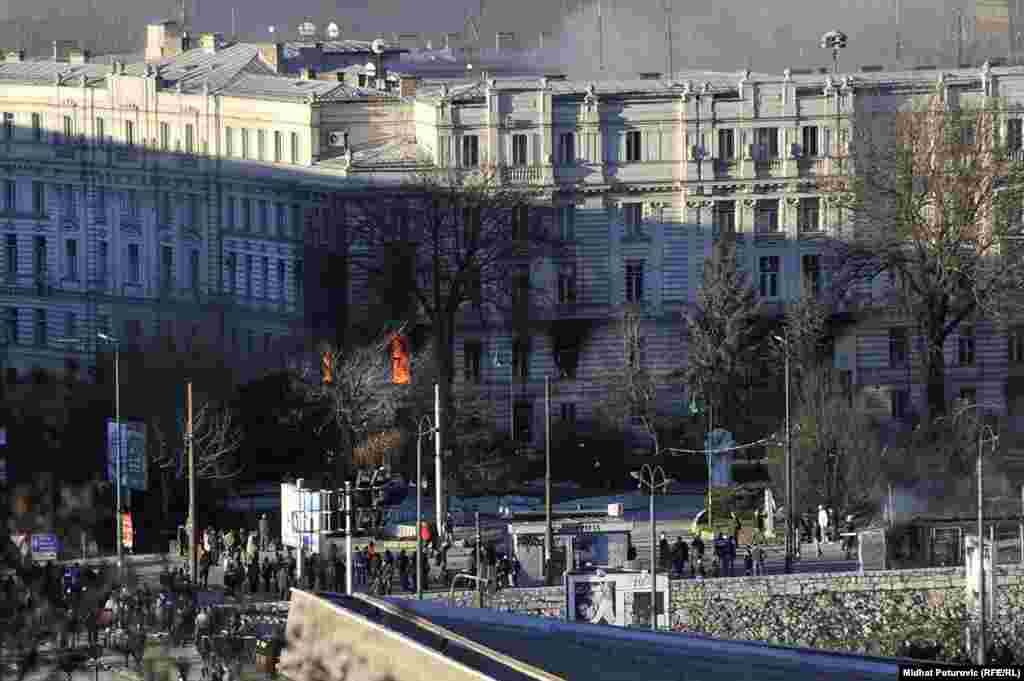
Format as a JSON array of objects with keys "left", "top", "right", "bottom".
[
  {"left": 261, "top": 557, "right": 273, "bottom": 594},
  {"left": 731, "top": 512, "right": 743, "bottom": 545},
  {"left": 817, "top": 504, "right": 829, "bottom": 557},
  {"left": 277, "top": 557, "right": 291, "bottom": 600},
  {"left": 671, "top": 537, "right": 688, "bottom": 577},
  {"left": 743, "top": 546, "right": 754, "bottom": 576},
  {"left": 690, "top": 534, "right": 704, "bottom": 576},
  {"left": 842, "top": 515, "right": 857, "bottom": 560},
  {"left": 754, "top": 543, "right": 766, "bottom": 576},
  {"left": 658, "top": 533, "right": 671, "bottom": 573},
  {"left": 259, "top": 514, "right": 270, "bottom": 552},
  {"left": 398, "top": 550, "right": 409, "bottom": 591}
]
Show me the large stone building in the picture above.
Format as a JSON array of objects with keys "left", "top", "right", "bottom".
[{"left": 2, "top": 21, "right": 1023, "bottom": 471}]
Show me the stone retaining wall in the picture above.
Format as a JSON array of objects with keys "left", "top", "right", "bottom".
[{"left": 395, "top": 566, "right": 1024, "bottom": 661}]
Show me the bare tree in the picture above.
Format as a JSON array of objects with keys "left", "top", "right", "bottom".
[
  {"left": 594, "top": 309, "right": 681, "bottom": 457},
  {"left": 827, "top": 90, "right": 1024, "bottom": 418},
  {"left": 680, "top": 238, "right": 763, "bottom": 434},
  {"left": 150, "top": 399, "right": 244, "bottom": 480},
  {"left": 344, "top": 167, "right": 560, "bottom": 495}
]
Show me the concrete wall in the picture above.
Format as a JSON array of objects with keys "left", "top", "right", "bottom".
[{"left": 395, "top": 565, "right": 1024, "bottom": 660}]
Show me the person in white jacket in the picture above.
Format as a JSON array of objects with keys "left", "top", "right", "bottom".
[{"left": 817, "top": 504, "right": 829, "bottom": 557}]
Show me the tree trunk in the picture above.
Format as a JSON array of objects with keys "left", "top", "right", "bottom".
[{"left": 926, "top": 337, "right": 947, "bottom": 419}]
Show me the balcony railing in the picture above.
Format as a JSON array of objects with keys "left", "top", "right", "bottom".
[
  {"left": 797, "top": 158, "right": 829, "bottom": 175},
  {"left": 754, "top": 159, "right": 784, "bottom": 177},
  {"left": 714, "top": 160, "right": 738, "bottom": 178},
  {"left": 502, "top": 165, "right": 543, "bottom": 185}
]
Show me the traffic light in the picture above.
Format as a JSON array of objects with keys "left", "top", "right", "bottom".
[
  {"left": 322, "top": 349, "right": 333, "bottom": 385},
  {"left": 390, "top": 333, "right": 410, "bottom": 384}
]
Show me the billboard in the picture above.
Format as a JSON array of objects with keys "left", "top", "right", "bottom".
[
  {"left": 107, "top": 420, "right": 148, "bottom": 492},
  {"left": 31, "top": 533, "right": 59, "bottom": 561},
  {"left": 977, "top": 0, "right": 1011, "bottom": 34}
]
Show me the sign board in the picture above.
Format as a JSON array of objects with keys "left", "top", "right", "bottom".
[
  {"left": 965, "top": 534, "right": 994, "bottom": 610},
  {"left": 858, "top": 529, "right": 886, "bottom": 571},
  {"left": 567, "top": 571, "right": 669, "bottom": 628},
  {"left": 107, "top": 420, "right": 148, "bottom": 492},
  {"left": 31, "top": 533, "right": 59, "bottom": 560}
]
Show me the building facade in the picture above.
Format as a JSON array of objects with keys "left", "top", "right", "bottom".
[{"left": 2, "top": 22, "right": 1023, "bottom": 466}]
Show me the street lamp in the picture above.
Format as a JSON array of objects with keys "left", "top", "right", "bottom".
[
  {"left": 946, "top": 401, "right": 1001, "bottom": 665},
  {"left": 630, "top": 464, "right": 673, "bottom": 631},
  {"left": 57, "top": 332, "right": 122, "bottom": 575},
  {"left": 771, "top": 334, "right": 794, "bottom": 574},
  {"left": 413, "top": 412, "right": 437, "bottom": 600}
]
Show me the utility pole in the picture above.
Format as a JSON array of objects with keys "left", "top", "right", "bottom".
[
  {"left": 187, "top": 381, "right": 197, "bottom": 585},
  {"left": 664, "top": 0, "right": 674, "bottom": 78},
  {"left": 977, "top": 423, "right": 986, "bottom": 666},
  {"left": 544, "top": 375, "right": 552, "bottom": 585},
  {"left": 434, "top": 383, "right": 444, "bottom": 542},
  {"left": 345, "top": 481, "right": 353, "bottom": 595}
]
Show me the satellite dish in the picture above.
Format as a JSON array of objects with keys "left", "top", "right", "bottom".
[
  {"left": 371, "top": 38, "right": 385, "bottom": 54},
  {"left": 298, "top": 21, "right": 317, "bottom": 39},
  {"left": 326, "top": 22, "right": 340, "bottom": 39}
]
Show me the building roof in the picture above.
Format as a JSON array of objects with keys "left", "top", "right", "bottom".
[{"left": 280, "top": 39, "right": 403, "bottom": 59}]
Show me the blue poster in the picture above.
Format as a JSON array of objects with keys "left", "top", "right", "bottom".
[
  {"left": 31, "top": 533, "right": 59, "bottom": 560},
  {"left": 107, "top": 420, "right": 148, "bottom": 492}
]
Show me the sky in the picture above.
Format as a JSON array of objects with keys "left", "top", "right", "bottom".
[{"left": 0, "top": 0, "right": 1006, "bottom": 75}]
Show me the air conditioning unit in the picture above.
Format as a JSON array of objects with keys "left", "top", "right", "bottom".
[{"left": 328, "top": 131, "right": 348, "bottom": 147}]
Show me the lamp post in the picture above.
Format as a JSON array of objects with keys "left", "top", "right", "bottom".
[
  {"left": 771, "top": 334, "right": 793, "bottom": 574},
  {"left": 58, "top": 332, "right": 121, "bottom": 574},
  {"left": 630, "top": 464, "right": 673, "bottom": 631},
  {"left": 413, "top": 411, "right": 436, "bottom": 600}
]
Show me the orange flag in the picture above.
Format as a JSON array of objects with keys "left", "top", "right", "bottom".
[
  {"left": 390, "top": 333, "right": 410, "bottom": 384},
  {"left": 322, "top": 349, "right": 334, "bottom": 385}
]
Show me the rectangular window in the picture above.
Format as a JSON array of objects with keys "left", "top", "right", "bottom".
[
  {"left": 65, "top": 239, "right": 77, "bottom": 280},
  {"left": 225, "top": 127, "right": 234, "bottom": 156},
  {"left": 802, "top": 126, "right": 819, "bottom": 157},
  {"left": 625, "top": 260, "right": 644, "bottom": 303},
  {"left": 891, "top": 389, "right": 909, "bottom": 419},
  {"left": 64, "top": 311, "right": 76, "bottom": 339},
  {"left": 715, "top": 201, "right": 736, "bottom": 236},
  {"left": 294, "top": 259, "right": 303, "bottom": 297},
  {"left": 276, "top": 202, "right": 286, "bottom": 229},
  {"left": 755, "top": 127, "right": 779, "bottom": 159},
  {"left": 31, "top": 113, "right": 41, "bottom": 141},
  {"left": 4, "top": 308, "right": 16, "bottom": 345},
  {"left": 758, "top": 255, "right": 780, "bottom": 298},
  {"left": 2, "top": 112, "right": 13, "bottom": 139},
  {"left": 557, "top": 263, "right": 577, "bottom": 304},
  {"left": 263, "top": 332, "right": 272, "bottom": 353},
  {"left": 512, "top": 134, "right": 528, "bottom": 166},
  {"left": 798, "top": 197, "right": 820, "bottom": 233},
  {"left": 277, "top": 259, "right": 285, "bottom": 299},
  {"left": 127, "top": 243, "right": 140, "bottom": 283},
  {"left": 190, "top": 249, "right": 200, "bottom": 290},
  {"left": 1009, "top": 327, "right": 1024, "bottom": 364},
  {"left": 463, "top": 340, "right": 482, "bottom": 383},
  {"left": 4, "top": 180, "right": 15, "bottom": 212},
  {"left": 625, "top": 130, "right": 642, "bottom": 162},
  {"left": 889, "top": 328, "right": 909, "bottom": 367},
  {"left": 95, "top": 187, "right": 107, "bottom": 221},
  {"left": 125, "top": 120, "right": 134, "bottom": 147},
  {"left": 559, "top": 205, "right": 576, "bottom": 240},
  {"left": 462, "top": 205, "right": 481, "bottom": 246},
  {"left": 159, "top": 193, "right": 172, "bottom": 225},
  {"left": 461, "top": 135, "right": 479, "bottom": 166},
  {"left": 241, "top": 129, "right": 250, "bottom": 159},
  {"left": 623, "top": 203, "right": 643, "bottom": 234},
  {"left": 225, "top": 253, "right": 236, "bottom": 293},
  {"left": 258, "top": 200, "right": 267, "bottom": 231},
  {"left": 274, "top": 131, "right": 282, "bottom": 162},
  {"left": 4, "top": 235, "right": 15, "bottom": 279},
  {"left": 187, "top": 195, "right": 199, "bottom": 226},
  {"left": 96, "top": 314, "right": 110, "bottom": 338},
  {"left": 245, "top": 255, "right": 254, "bottom": 297},
  {"left": 161, "top": 245, "right": 173, "bottom": 287},
  {"left": 160, "top": 122, "right": 170, "bottom": 150},
  {"left": 1010, "top": 119, "right": 1024, "bottom": 151},
  {"left": 242, "top": 198, "right": 252, "bottom": 229},
  {"left": 292, "top": 204, "right": 302, "bottom": 233},
  {"left": 62, "top": 184, "right": 75, "bottom": 219},
  {"left": 95, "top": 117, "right": 105, "bottom": 143},
  {"left": 755, "top": 199, "right": 780, "bottom": 234},
  {"left": 261, "top": 256, "right": 269, "bottom": 297},
  {"left": 958, "top": 325, "right": 976, "bottom": 366},
  {"left": 802, "top": 254, "right": 821, "bottom": 296},
  {"left": 33, "top": 236, "right": 45, "bottom": 278},
  {"left": 246, "top": 329, "right": 255, "bottom": 354},
  {"left": 559, "top": 132, "right": 575, "bottom": 164},
  {"left": 185, "top": 124, "right": 194, "bottom": 153},
  {"left": 513, "top": 402, "right": 533, "bottom": 442},
  {"left": 98, "top": 241, "right": 108, "bottom": 281},
  {"left": 258, "top": 129, "right": 266, "bottom": 160},
  {"left": 32, "top": 182, "right": 45, "bottom": 215},
  {"left": 290, "top": 132, "right": 299, "bottom": 163},
  {"left": 122, "top": 189, "right": 137, "bottom": 217},
  {"left": 63, "top": 115, "right": 73, "bottom": 140},
  {"left": 561, "top": 402, "right": 577, "bottom": 423},
  {"left": 718, "top": 128, "right": 735, "bottom": 159},
  {"left": 512, "top": 265, "right": 530, "bottom": 312},
  {"left": 512, "top": 337, "right": 531, "bottom": 382},
  {"left": 34, "top": 308, "right": 46, "bottom": 347}
]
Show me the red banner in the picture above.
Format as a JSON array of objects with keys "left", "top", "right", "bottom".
[
  {"left": 390, "top": 333, "right": 411, "bottom": 384},
  {"left": 121, "top": 512, "right": 134, "bottom": 549}
]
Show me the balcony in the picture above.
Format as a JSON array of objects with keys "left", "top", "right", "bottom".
[
  {"left": 797, "top": 158, "right": 829, "bottom": 176},
  {"left": 501, "top": 165, "right": 544, "bottom": 185},
  {"left": 753, "top": 158, "right": 784, "bottom": 178},
  {"left": 714, "top": 159, "right": 739, "bottom": 179}
]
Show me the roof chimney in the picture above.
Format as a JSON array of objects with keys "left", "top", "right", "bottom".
[
  {"left": 4, "top": 49, "right": 24, "bottom": 63},
  {"left": 68, "top": 48, "right": 91, "bottom": 65},
  {"left": 638, "top": 72, "right": 661, "bottom": 80},
  {"left": 399, "top": 75, "right": 419, "bottom": 97}
]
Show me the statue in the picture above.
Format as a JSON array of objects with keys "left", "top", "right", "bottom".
[{"left": 764, "top": 488, "right": 777, "bottom": 538}]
